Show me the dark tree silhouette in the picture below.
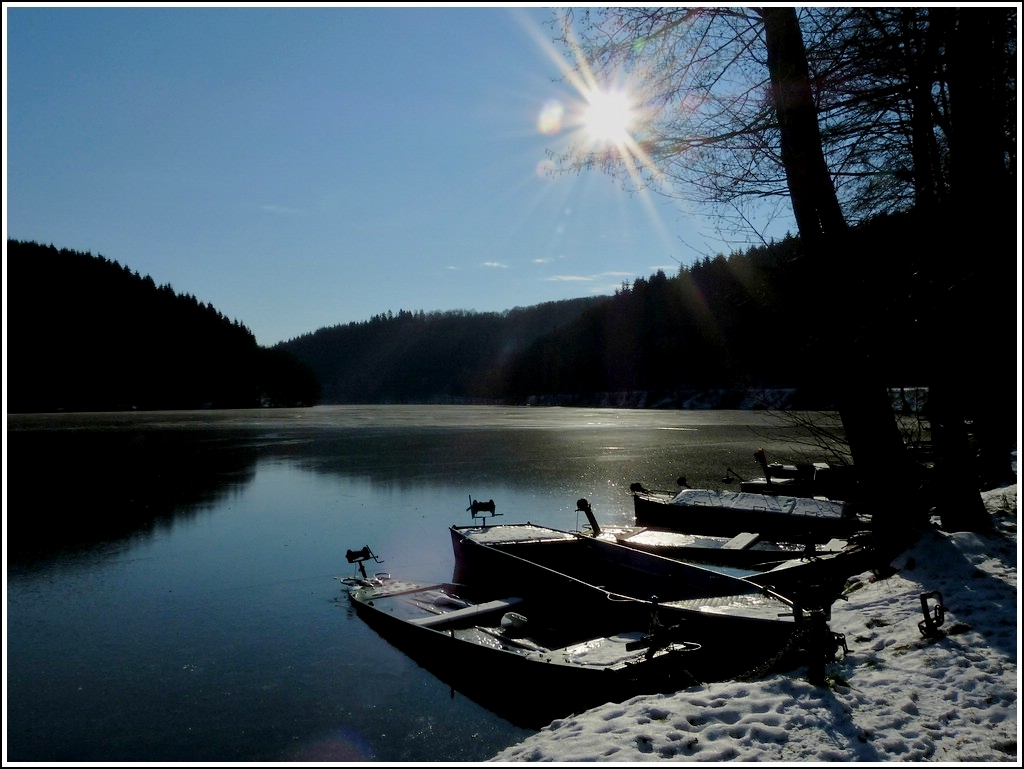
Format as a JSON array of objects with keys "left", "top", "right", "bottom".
[
  {"left": 7, "top": 240, "right": 318, "bottom": 412},
  {"left": 540, "top": 7, "right": 1015, "bottom": 533}
]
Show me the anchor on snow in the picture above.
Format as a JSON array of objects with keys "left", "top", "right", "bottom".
[{"left": 918, "top": 591, "right": 946, "bottom": 638}]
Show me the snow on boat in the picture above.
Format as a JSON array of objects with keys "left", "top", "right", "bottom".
[{"left": 630, "top": 485, "right": 869, "bottom": 543}]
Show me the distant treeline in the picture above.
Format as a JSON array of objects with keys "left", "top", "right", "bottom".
[
  {"left": 7, "top": 239, "right": 320, "bottom": 412},
  {"left": 279, "top": 209, "right": 963, "bottom": 408},
  {"left": 10, "top": 205, "right": 1011, "bottom": 413},
  {"left": 278, "top": 298, "right": 606, "bottom": 404}
]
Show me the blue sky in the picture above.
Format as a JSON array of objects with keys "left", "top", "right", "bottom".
[{"left": 5, "top": 4, "right": 796, "bottom": 346}]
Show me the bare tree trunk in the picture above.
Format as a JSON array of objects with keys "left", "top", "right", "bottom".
[
  {"left": 904, "top": 6, "right": 949, "bottom": 212},
  {"left": 925, "top": 7, "right": 1014, "bottom": 531},
  {"left": 761, "top": 7, "right": 847, "bottom": 249},
  {"left": 761, "top": 6, "right": 923, "bottom": 547}
]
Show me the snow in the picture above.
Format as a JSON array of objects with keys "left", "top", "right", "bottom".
[
  {"left": 658, "top": 488, "right": 852, "bottom": 519},
  {"left": 489, "top": 480, "right": 1019, "bottom": 763}
]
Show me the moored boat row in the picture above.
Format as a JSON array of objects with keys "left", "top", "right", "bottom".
[{"left": 342, "top": 481, "right": 870, "bottom": 725}]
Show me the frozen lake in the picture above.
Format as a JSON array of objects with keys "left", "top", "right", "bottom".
[{"left": 5, "top": 405, "right": 846, "bottom": 762}]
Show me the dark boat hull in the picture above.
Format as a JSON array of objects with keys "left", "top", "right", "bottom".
[
  {"left": 347, "top": 577, "right": 702, "bottom": 728},
  {"left": 610, "top": 533, "right": 875, "bottom": 610},
  {"left": 740, "top": 462, "right": 859, "bottom": 501},
  {"left": 449, "top": 524, "right": 804, "bottom": 681},
  {"left": 632, "top": 488, "right": 867, "bottom": 543}
]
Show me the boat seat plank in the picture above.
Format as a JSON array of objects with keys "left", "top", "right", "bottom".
[
  {"left": 721, "top": 532, "right": 761, "bottom": 550},
  {"left": 410, "top": 597, "right": 524, "bottom": 628}
]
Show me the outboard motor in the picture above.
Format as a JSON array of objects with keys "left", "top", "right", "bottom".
[
  {"left": 467, "top": 496, "right": 501, "bottom": 525},
  {"left": 345, "top": 545, "right": 382, "bottom": 580}
]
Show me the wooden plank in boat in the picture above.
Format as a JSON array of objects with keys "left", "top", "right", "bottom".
[
  {"left": 409, "top": 597, "right": 524, "bottom": 628},
  {"left": 721, "top": 532, "right": 761, "bottom": 550}
]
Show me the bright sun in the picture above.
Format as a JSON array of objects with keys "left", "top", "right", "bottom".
[{"left": 583, "top": 90, "right": 634, "bottom": 146}]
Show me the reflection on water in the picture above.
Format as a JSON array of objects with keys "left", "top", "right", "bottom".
[
  {"left": 6, "top": 422, "right": 258, "bottom": 569},
  {"left": 5, "top": 406, "right": 844, "bottom": 762}
]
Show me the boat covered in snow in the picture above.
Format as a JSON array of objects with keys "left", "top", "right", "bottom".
[{"left": 630, "top": 484, "right": 869, "bottom": 543}]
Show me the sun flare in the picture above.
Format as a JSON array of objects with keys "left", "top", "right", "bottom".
[{"left": 583, "top": 89, "right": 634, "bottom": 146}]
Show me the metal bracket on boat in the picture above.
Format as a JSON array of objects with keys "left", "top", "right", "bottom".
[
  {"left": 626, "top": 627, "right": 701, "bottom": 658},
  {"left": 345, "top": 545, "right": 383, "bottom": 580},
  {"left": 625, "top": 598, "right": 701, "bottom": 658},
  {"left": 918, "top": 591, "right": 945, "bottom": 638},
  {"left": 810, "top": 608, "right": 848, "bottom": 662},
  {"left": 801, "top": 608, "right": 851, "bottom": 685},
  {"left": 467, "top": 496, "right": 501, "bottom": 525},
  {"left": 575, "top": 498, "right": 601, "bottom": 536}
]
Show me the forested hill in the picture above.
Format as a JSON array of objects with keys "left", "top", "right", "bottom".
[
  {"left": 274, "top": 250, "right": 828, "bottom": 409},
  {"left": 277, "top": 298, "right": 606, "bottom": 404},
  {"left": 9, "top": 208, "right": 953, "bottom": 412},
  {"left": 6, "top": 240, "right": 320, "bottom": 412},
  {"left": 276, "top": 209, "right": 943, "bottom": 409}
]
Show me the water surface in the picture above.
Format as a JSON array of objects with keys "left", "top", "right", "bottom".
[{"left": 6, "top": 405, "right": 843, "bottom": 762}]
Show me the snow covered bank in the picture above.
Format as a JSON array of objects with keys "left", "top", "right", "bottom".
[{"left": 490, "top": 482, "right": 1018, "bottom": 763}]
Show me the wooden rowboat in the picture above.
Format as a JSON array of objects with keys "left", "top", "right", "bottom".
[
  {"left": 448, "top": 521, "right": 823, "bottom": 683},
  {"left": 630, "top": 485, "right": 869, "bottom": 543},
  {"left": 344, "top": 574, "right": 703, "bottom": 728}
]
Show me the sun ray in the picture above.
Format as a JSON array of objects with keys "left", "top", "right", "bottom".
[
  {"left": 513, "top": 7, "right": 686, "bottom": 274},
  {"left": 521, "top": 9, "right": 669, "bottom": 192}
]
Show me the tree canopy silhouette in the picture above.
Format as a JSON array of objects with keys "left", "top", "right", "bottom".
[
  {"left": 542, "top": 6, "right": 1016, "bottom": 533},
  {"left": 7, "top": 239, "right": 320, "bottom": 412}
]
